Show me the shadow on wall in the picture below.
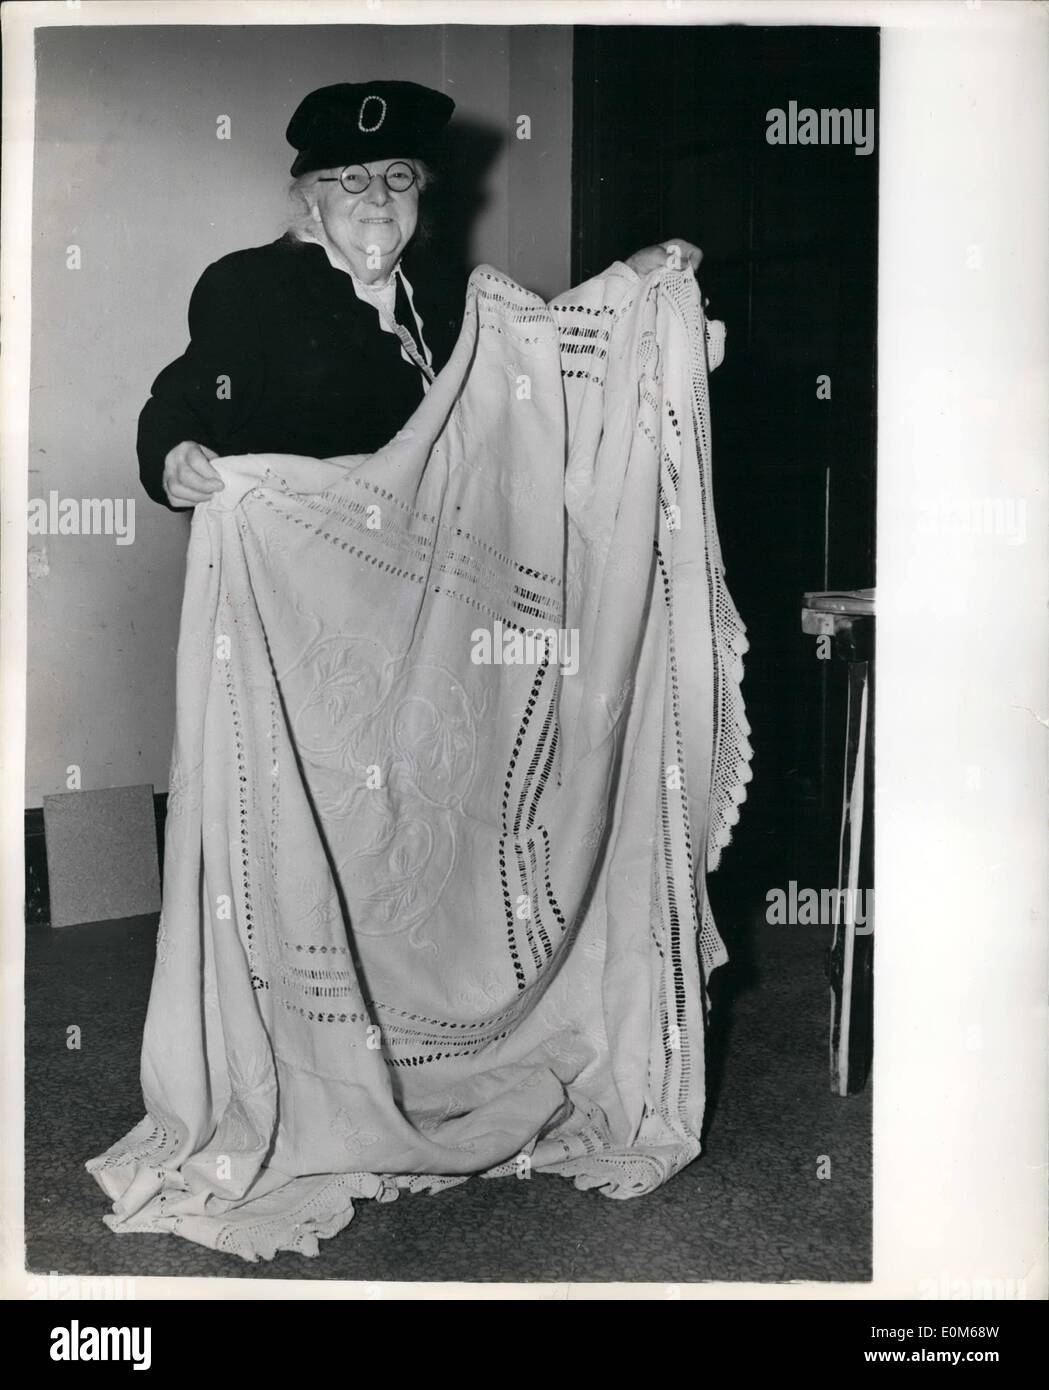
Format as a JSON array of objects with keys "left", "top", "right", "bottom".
[{"left": 412, "top": 117, "right": 505, "bottom": 298}]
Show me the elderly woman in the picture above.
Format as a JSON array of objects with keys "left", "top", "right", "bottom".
[
  {"left": 137, "top": 80, "right": 702, "bottom": 509},
  {"left": 92, "top": 77, "right": 743, "bottom": 1263}
]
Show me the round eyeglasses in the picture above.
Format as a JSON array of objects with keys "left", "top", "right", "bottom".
[{"left": 316, "top": 161, "right": 418, "bottom": 195}]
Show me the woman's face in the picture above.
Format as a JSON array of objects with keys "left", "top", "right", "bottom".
[{"left": 309, "top": 157, "right": 420, "bottom": 276}]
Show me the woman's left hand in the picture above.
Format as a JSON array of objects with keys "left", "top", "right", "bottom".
[{"left": 625, "top": 238, "right": 703, "bottom": 276}]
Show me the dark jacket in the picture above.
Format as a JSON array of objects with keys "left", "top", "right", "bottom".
[{"left": 137, "top": 234, "right": 466, "bottom": 507}]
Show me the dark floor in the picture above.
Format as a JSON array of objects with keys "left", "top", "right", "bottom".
[{"left": 24, "top": 860, "right": 872, "bottom": 1283}]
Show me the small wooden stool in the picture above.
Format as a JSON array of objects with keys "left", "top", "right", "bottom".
[{"left": 801, "top": 589, "right": 874, "bottom": 1096}]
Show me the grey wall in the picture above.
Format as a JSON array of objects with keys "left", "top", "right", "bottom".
[{"left": 27, "top": 22, "right": 573, "bottom": 806}]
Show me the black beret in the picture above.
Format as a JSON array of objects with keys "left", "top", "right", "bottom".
[{"left": 287, "top": 80, "right": 455, "bottom": 176}]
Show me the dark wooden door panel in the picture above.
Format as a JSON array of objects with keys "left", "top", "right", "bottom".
[{"left": 573, "top": 24, "right": 878, "bottom": 877}]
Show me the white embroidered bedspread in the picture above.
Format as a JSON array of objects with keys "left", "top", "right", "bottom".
[{"left": 87, "top": 262, "right": 751, "bottom": 1261}]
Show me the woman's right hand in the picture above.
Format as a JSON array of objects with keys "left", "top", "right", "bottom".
[{"left": 162, "top": 440, "right": 224, "bottom": 508}]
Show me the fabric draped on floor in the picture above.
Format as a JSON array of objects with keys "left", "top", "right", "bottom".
[{"left": 87, "top": 261, "right": 751, "bottom": 1261}]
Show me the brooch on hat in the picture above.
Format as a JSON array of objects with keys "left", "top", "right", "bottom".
[{"left": 357, "top": 95, "right": 387, "bottom": 133}]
